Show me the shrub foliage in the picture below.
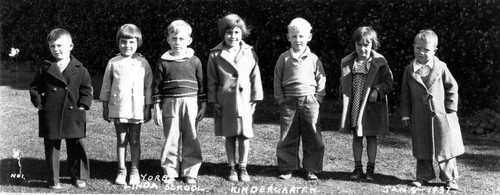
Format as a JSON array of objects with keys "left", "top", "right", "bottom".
[{"left": 1, "top": 0, "right": 498, "bottom": 112}]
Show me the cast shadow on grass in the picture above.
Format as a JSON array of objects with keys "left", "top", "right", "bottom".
[
  {"left": 199, "top": 162, "right": 278, "bottom": 178},
  {"left": 320, "top": 171, "right": 412, "bottom": 185},
  {"left": 0, "top": 158, "right": 163, "bottom": 188}
]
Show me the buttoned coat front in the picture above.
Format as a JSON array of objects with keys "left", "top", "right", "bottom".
[
  {"left": 400, "top": 56, "right": 464, "bottom": 161},
  {"left": 339, "top": 51, "right": 394, "bottom": 136},
  {"left": 29, "top": 56, "right": 93, "bottom": 139},
  {"left": 207, "top": 42, "right": 263, "bottom": 138},
  {"left": 99, "top": 54, "right": 153, "bottom": 120}
]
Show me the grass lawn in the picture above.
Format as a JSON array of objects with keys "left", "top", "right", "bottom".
[{"left": 0, "top": 67, "right": 498, "bottom": 194}]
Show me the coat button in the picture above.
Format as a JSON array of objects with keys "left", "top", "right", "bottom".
[
  {"left": 52, "top": 88, "right": 57, "bottom": 91},
  {"left": 65, "top": 87, "right": 68, "bottom": 90},
  {"left": 68, "top": 106, "right": 74, "bottom": 110}
]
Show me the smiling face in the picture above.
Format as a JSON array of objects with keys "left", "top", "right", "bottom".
[
  {"left": 118, "top": 37, "right": 138, "bottom": 57},
  {"left": 48, "top": 35, "right": 73, "bottom": 61},
  {"left": 355, "top": 37, "right": 373, "bottom": 60},
  {"left": 167, "top": 30, "right": 192, "bottom": 56},
  {"left": 413, "top": 39, "right": 437, "bottom": 64},
  {"left": 224, "top": 27, "right": 243, "bottom": 49},
  {"left": 287, "top": 28, "right": 312, "bottom": 53}
]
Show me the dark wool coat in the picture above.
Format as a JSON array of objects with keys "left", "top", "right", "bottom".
[
  {"left": 29, "top": 56, "right": 93, "bottom": 140},
  {"left": 400, "top": 56, "right": 464, "bottom": 161},
  {"left": 339, "top": 51, "right": 394, "bottom": 136},
  {"left": 207, "top": 42, "right": 263, "bottom": 138}
]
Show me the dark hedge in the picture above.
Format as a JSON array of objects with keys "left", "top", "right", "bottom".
[{"left": 1, "top": 0, "right": 498, "bottom": 113}]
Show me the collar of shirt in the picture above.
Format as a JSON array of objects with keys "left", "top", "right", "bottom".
[
  {"left": 289, "top": 46, "right": 311, "bottom": 60},
  {"left": 161, "top": 48, "right": 194, "bottom": 61},
  {"left": 413, "top": 57, "right": 434, "bottom": 73}
]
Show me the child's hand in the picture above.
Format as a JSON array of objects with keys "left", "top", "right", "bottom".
[
  {"left": 369, "top": 89, "right": 379, "bottom": 102},
  {"left": 153, "top": 103, "right": 162, "bottom": 126},
  {"left": 196, "top": 102, "right": 207, "bottom": 121},
  {"left": 143, "top": 105, "right": 152, "bottom": 123},
  {"left": 402, "top": 119, "right": 411, "bottom": 127},
  {"left": 102, "top": 101, "right": 110, "bottom": 122}
]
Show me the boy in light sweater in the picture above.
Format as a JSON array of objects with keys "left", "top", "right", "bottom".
[{"left": 273, "top": 18, "right": 326, "bottom": 180}]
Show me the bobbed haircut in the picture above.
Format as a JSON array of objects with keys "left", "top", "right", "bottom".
[
  {"left": 116, "top": 24, "right": 143, "bottom": 47},
  {"left": 414, "top": 29, "right": 438, "bottom": 47},
  {"left": 217, "top": 14, "right": 250, "bottom": 39},
  {"left": 287, "top": 17, "right": 312, "bottom": 34},
  {"left": 47, "top": 28, "right": 72, "bottom": 42},
  {"left": 352, "top": 26, "right": 380, "bottom": 50},
  {"left": 168, "top": 20, "right": 192, "bottom": 37}
]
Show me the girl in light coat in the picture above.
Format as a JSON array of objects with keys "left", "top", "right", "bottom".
[
  {"left": 207, "top": 14, "right": 263, "bottom": 182},
  {"left": 339, "top": 27, "right": 394, "bottom": 181},
  {"left": 99, "top": 24, "right": 152, "bottom": 186}
]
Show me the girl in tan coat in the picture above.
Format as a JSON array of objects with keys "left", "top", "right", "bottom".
[
  {"left": 207, "top": 14, "right": 263, "bottom": 182},
  {"left": 339, "top": 27, "right": 394, "bottom": 181}
]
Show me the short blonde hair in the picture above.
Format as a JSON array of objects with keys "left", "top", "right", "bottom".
[
  {"left": 218, "top": 14, "right": 250, "bottom": 39},
  {"left": 116, "top": 24, "right": 143, "bottom": 47},
  {"left": 47, "top": 28, "right": 72, "bottom": 42},
  {"left": 168, "top": 20, "right": 192, "bottom": 37},
  {"left": 414, "top": 29, "right": 438, "bottom": 47},
  {"left": 287, "top": 18, "right": 312, "bottom": 33}
]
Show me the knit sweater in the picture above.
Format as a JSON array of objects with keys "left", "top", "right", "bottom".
[
  {"left": 152, "top": 48, "right": 206, "bottom": 102},
  {"left": 273, "top": 47, "right": 326, "bottom": 104}
]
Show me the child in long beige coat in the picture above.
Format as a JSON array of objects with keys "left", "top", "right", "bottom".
[
  {"left": 206, "top": 14, "right": 263, "bottom": 182},
  {"left": 401, "top": 30, "right": 464, "bottom": 191}
]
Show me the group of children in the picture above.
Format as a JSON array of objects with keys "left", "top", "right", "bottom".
[{"left": 29, "top": 14, "right": 464, "bottom": 191}]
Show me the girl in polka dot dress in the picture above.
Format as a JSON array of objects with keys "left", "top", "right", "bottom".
[{"left": 339, "top": 26, "right": 394, "bottom": 181}]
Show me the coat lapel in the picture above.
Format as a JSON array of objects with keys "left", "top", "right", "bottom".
[
  {"left": 425, "top": 57, "right": 443, "bottom": 90},
  {"left": 46, "top": 63, "right": 68, "bottom": 86},
  {"left": 409, "top": 59, "right": 428, "bottom": 89}
]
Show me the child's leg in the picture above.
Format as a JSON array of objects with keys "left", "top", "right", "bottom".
[
  {"left": 352, "top": 135, "right": 363, "bottom": 167},
  {"left": 366, "top": 136, "right": 377, "bottom": 163},
  {"left": 416, "top": 159, "right": 436, "bottom": 181},
  {"left": 66, "top": 138, "right": 90, "bottom": 181},
  {"left": 115, "top": 123, "right": 129, "bottom": 174},
  {"left": 237, "top": 136, "right": 249, "bottom": 167},
  {"left": 225, "top": 136, "right": 237, "bottom": 167},
  {"left": 438, "top": 158, "right": 459, "bottom": 182},
  {"left": 277, "top": 96, "right": 301, "bottom": 173},
  {"left": 44, "top": 139, "right": 62, "bottom": 186},
  {"left": 128, "top": 123, "right": 141, "bottom": 172},
  {"left": 180, "top": 97, "right": 202, "bottom": 178},
  {"left": 160, "top": 98, "right": 181, "bottom": 178},
  {"left": 301, "top": 95, "right": 325, "bottom": 173}
]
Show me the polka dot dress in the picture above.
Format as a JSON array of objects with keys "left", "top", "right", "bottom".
[{"left": 351, "top": 58, "right": 371, "bottom": 127}]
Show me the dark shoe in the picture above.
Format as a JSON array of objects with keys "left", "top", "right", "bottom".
[
  {"left": 446, "top": 180, "right": 460, "bottom": 191},
  {"left": 365, "top": 169, "right": 375, "bottom": 181},
  {"left": 349, "top": 168, "right": 363, "bottom": 180},
  {"left": 278, "top": 171, "right": 293, "bottom": 180},
  {"left": 239, "top": 167, "right": 250, "bottom": 182},
  {"left": 410, "top": 179, "right": 427, "bottom": 187},
  {"left": 305, "top": 171, "right": 318, "bottom": 180},
  {"left": 185, "top": 177, "right": 196, "bottom": 185},
  {"left": 228, "top": 168, "right": 238, "bottom": 182},
  {"left": 73, "top": 179, "right": 86, "bottom": 188},
  {"left": 49, "top": 183, "right": 62, "bottom": 190}
]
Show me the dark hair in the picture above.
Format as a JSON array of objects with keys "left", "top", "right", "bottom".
[
  {"left": 46, "top": 28, "right": 72, "bottom": 42},
  {"left": 352, "top": 26, "right": 380, "bottom": 50},
  {"left": 116, "top": 24, "right": 143, "bottom": 47},
  {"left": 217, "top": 14, "right": 250, "bottom": 39}
]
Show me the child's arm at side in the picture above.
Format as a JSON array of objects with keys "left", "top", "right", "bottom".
[
  {"left": 315, "top": 58, "right": 326, "bottom": 103},
  {"left": 151, "top": 59, "right": 163, "bottom": 126},
  {"left": 400, "top": 67, "right": 412, "bottom": 127},
  {"left": 273, "top": 55, "right": 285, "bottom": 105},
  {"left": 442, "top": 64, "right": 459, "bottom": 113},
  {"left": 143, "top": 59, "right": 153, "bottom": 123},
  {"left": 78, "top": 67, "right": 93, "bottom": 110},
  {"left": 29, "top": 66, "right": 44, "bottom": 109},
  {"left": 195, "top": 57, "right": 207, "bottom": 121},
  {"left": 206, "top": 53, "right": 221, "bottom": 115},
  {"left": 100, "top": 61, "right": 113, "bottom": 121},
  {"left": 370, "top": 63, "right": 394, "bottom": 102}
]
